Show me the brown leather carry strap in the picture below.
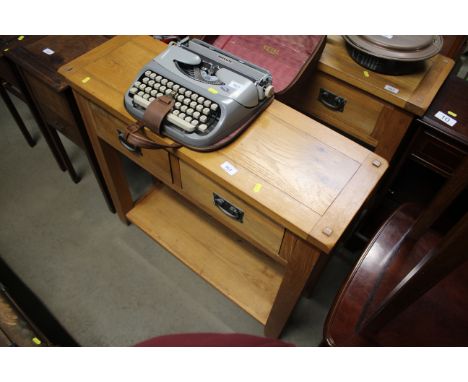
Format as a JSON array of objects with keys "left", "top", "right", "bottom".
[
  {"left": 122, "top": 122, "right": 182, "bottom": 151},
  {"left": 121, "top": 95, "right": 181, "bottom": 152},
  {"left": 143, "top": 95, "right": 175, "bottom": 135}
]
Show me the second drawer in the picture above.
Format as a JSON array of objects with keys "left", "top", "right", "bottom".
[
  {"left": 179, "top": 161, "right": 285, "bottom": 261},
  {"left": 292, "top": 72, "right": 386, "bottom": 147}
]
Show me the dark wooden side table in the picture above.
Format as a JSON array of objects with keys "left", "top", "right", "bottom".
[
  {"left": 5, "top": 36, "right": 114, "bottom": 212},
  {"left": 1, "top": 35, "right": 66, "bottom": 170},
  {"left": 352, "top": 55, "right": 468, "bottom": 246}
]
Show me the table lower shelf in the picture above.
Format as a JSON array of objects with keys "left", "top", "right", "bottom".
[{"left": 127, "top": 183, "right": 285, "bottom": 325}]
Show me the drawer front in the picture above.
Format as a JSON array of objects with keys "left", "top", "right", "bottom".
[
  {"left": 179, "top": 161, "right": 285, "bottom": 260},
  {"left": 294, "top": 72, "right": 385, "bottom": 146},
  {"left": 90, "top": 102, "right": 173, "bottom": 185},
  {"left": 411, "top": 129, "right": 467, "bottom": 177},
  {"left": 47, "top": 109, "right": 84, "bottom": 148},
  {"left": 25, "top": 73, "right": 77, "bottom": 128}
]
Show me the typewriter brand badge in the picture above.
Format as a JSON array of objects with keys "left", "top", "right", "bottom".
[
  {"left": 228, "top": 81, "right": 243, "bottom": 90},
  {"left": 220, "top": 85, "right": 232, "bottom": 93}
]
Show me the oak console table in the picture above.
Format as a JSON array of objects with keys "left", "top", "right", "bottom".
[{"left": 59, "top": 36, "right": 387, "bottom": 338}]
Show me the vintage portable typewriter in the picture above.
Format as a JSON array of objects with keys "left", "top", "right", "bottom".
[{"left": 124, "top": 38, "right": 275, "bottom": 151}]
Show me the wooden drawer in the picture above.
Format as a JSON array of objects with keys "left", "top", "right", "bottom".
[
  {"left": 411, "top": 128, "right": 467, "bottom": 177},
  {"left": 179, "top": 161, "right": 285, "bottom": 262},
  {"left": 25, "top": 73, "right": 76, "bottom": 127},
  {"left": 292, "top": 72, "right": 386, "bottom": 147},
  {"left": 90, "top": 102, "right": 173, "bottom": 185}
]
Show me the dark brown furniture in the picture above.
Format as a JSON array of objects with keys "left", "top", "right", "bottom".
[
  {"left": 1, "top": 35, "right": 66, "bottom": 169},
  {"left": 323, "top": 156, "right": 468, "bottom": 346},
  {"left": 5, "top": 36, "right": 114, "bottom": 212},
  {"left": 440, "top": 35, "right": 467, "bottom": 59},
  {"left": 410, "top": 59, "right": 468, "bottom": 178}
]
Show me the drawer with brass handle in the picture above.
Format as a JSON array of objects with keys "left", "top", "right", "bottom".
[{"left": 179, "top": 161, "right": 285, "bottom": 263}]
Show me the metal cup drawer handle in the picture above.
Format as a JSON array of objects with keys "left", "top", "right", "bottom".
[
  {"left": 318, "top": 88, "right": 347, "bottom": 112},
  {"left": 213, "top": 193, "right": 244, "bottom": 223}
]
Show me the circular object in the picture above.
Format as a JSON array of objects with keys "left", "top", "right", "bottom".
[
  {"left": 343, "top": 35, "right": 443, "bottom": 75},
  {"left": 264, "top": 85, "right": 275, "bottom": 98}
]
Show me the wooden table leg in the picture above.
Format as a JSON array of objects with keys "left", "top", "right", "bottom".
[
  {"left": 0, "top": 82, "right": 36, "bottom": 147},
  {"left": 264, "top": 231, "right": 322, "bottom": 338},
  {"left": 65, "top": 89, "right": 115, "bottom": 212},
  {"left": 74, "top": 92, "right": 133, "bottom": 223},
  {"left": 10, "top": 64, "right": 67, "bottom": 172},
  {"left": 47, "top": 127, "right": 81, "bottom": 184}
]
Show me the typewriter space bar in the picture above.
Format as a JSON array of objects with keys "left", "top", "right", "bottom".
[{"left": 133, "top": 95, "right": 195, "bottom": 133}]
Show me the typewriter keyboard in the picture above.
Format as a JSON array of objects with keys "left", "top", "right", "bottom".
[{"left": 128, "top": 70, "right": 220, "bottom": 134}]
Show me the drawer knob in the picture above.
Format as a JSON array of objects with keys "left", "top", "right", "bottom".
[
  {"left": 213, "top": 193, "right": 244, "bottom": 223},
  {"left": 318, "top": 88, "right": 347, "bottom": 112}
]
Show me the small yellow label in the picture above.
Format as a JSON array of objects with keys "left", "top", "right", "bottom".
[
  {"left": 208, "top": 87, "right": 218, "bottom": 94},
  {"left": 448, "top": 111, "right": 457, "bottom": 117},
  {"left": 3, "top": 48, "right": 9, "bottom": 52},
  {"left": 253, "top": 183, "right": 262, "bottom": 193},
  {"left": 32, "top": 337, "right": 42, "bottom": 345},
  {"left": 18, "top": 35, "right": 25, "bottom": 41},
  {"left": 363, "top": 70, "right": 370, "bottom": 78},
  {"left": 81, "top": 76, "right": 91, "bottom": 84}
]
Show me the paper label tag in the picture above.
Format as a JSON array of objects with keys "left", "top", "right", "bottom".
[
  {"left": 384, "top": 84, "right": 400, "bottom": 94},
  {"left": 220, "top": 161, "right": 238, "bottom": 176},
  {"left": 81, "top": 76, "right": 91, "bottom": 84},
  {"left": 435, "top": 111, "right": 457, "bottom": 127},
  {"left": 42, "top": 48, "right": 55, "bottom": 55}
]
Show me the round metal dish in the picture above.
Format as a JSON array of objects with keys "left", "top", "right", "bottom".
[{"left": 343, "top": 35, "right": 443, "bottom": 75}]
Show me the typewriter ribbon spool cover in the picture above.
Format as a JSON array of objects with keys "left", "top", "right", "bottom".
[{"left": 123, "top": 38, "right": 275, "bottom": 152}]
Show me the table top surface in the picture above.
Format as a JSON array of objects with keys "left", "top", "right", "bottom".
[
  {"left": 422, "top": 67, "right": 468, "bottom": 146},
  {"left": 5, "top": 35, "right": 108, "bottom": 92},
  {"left": 318, "top": 36, "right": 454, "bottom": 116},
  {"left": 59, "top": 36, "right": 388, "bottom": 253}
]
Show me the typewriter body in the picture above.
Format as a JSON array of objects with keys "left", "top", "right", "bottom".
[{"left": 124, "top": 38, "right": 274, "bottom": 151}]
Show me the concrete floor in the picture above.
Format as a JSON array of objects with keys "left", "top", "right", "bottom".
[{"left": 0, "top": 94, "right": 355, "bottom": 346}]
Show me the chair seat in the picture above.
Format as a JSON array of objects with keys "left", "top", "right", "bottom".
[{"left": 324, "top": 204, "right": 468, "bottom": 346}]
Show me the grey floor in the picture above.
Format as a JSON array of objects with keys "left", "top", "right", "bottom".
[{"left": 0, "top": 94, "right": 356, "bottom": 346}]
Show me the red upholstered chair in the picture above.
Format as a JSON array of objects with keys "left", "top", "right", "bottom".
[
  {"left": 323, "top": 157, "right": 468, "bottom": 346},
  {"left": 136, "top": 333, "right": 294, "bottom": 347}
]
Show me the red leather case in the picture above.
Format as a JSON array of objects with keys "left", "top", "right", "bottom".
[{"left": 203, "top": 35, "right": 326, "bottom": 99}]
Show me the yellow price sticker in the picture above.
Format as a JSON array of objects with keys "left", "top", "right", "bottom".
[
  {"left": 81, "top": 76, "right": 91, "bottom": 84},
  {"left": 253, "top": 183, "right": 262, "bottom": 193},
  {"left": 3, "top": 48, "right": 9, "bottom": 52},
  {"left": 363, "top": 70, "right": 370, "bottom": 78},
  {"left": 448, "top": 111, "right": 457, "bottom": 117},
  {"left": 32, "top": 337, "right": 42, "bottom": 345},
  {"left": 208, "top": 87, "right": 218, "bottom": 94},
  {"left": 18, "top": 35, "right": 25, "bottom": 41}
]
